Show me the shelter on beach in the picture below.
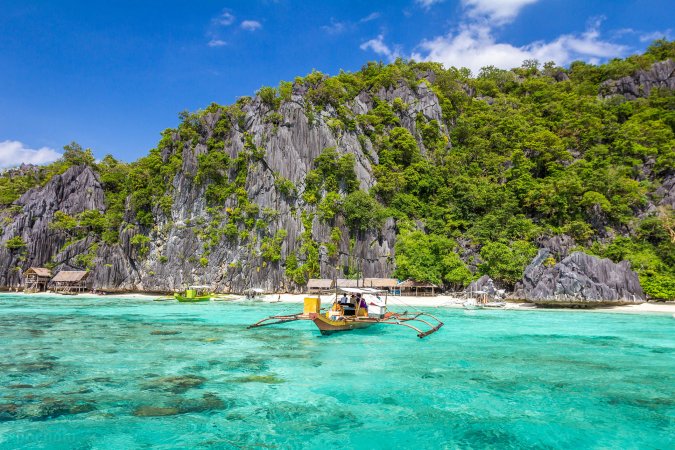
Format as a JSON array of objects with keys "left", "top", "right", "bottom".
[
  {"left": 50, "top": 271, "right": 90, "bottom": 294},
  {"left": 307, "top": 278, "right": 334, "bottom": 294},
  {"left": 398, "top": 279, "right": 438, "bottom": 296},
  {"left": 363, "top": 278, "right": 399, "bottom": 293},
  {"left": 336, "top": 278, "right": 360, "bottom": 288},
  {"left": 22, "top": 267, "right": 52, "bottom": 292}
]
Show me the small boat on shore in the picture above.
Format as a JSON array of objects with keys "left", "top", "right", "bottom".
[
  {"left": 248, "top": 287, "right": 443, "bottom": 338},
  {"left": 174, "top": 286, "right": 211, "bottom": 303}
]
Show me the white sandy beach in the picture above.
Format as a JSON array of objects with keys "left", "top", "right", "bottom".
[{"left": 2, "top": 291, "right": 674, "bottom": 315}]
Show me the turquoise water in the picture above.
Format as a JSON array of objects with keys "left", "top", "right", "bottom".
[{"left": 0, "top": 294, "right": 673, "bottom": 449}]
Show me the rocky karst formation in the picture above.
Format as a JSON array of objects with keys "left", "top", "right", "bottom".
[
  {"left": 1, "top": 54, "right": 673, "bottom": 299},
  {"left": 514, "top": 250, "right": 646, "bottom": 306},
  {"left": 0, "top": 79, "right": 445, "bottom": 292},
  {"left": 600, "top": 59, "right": 675, "bottom": 99},
  {"left": 0, "top": 165, "right": 111, "bottom": 287}
]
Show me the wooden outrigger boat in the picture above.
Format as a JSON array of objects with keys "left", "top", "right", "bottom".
[
  {"left": 248, "top": 287, "right": 443, "bottom": 338},
  {"left": 174, "top": 285, "right": 212, "bottom": 303}
]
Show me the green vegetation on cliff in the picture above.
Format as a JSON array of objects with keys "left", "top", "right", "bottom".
[{"left": 1, "top": 40, "right": 674, "bottom": 298}]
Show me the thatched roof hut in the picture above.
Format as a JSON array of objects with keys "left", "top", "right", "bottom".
[
  {"left": 336, "top": 278, "right": 360, "bottom": 288},
  {"left": 50, "top": 271, "right": 90, "bottom": 294},
  {"left": 398, "top": 279, "right": 438, "bottom": 296},
  {"left": 307, "top": 278, "right": 334, "bottom": 293},
  {"left": 363, "top": 278, "right": 399, "bottom": 290},
  {"left": 22, "top": 267, "right": 52, "bottom": 292}
]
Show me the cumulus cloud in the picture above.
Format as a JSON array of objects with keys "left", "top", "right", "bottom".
[
  {"left": 241, "top": 20, "right": 262, "bottom": 31},
  {"left": 412, "top": 19, "right": 626, "bottom": 74},
  {"left": 360, "top": 35, "right": 400, "bottom": 62},
  {"left": 405, "top": 0, "right": 629, "bottom": 74},
  {"left": 0, "top": 140, "right": 61, "bottom": 168},
  {"left": 463, "top": 0, "right": 539, "bottom": 24}
]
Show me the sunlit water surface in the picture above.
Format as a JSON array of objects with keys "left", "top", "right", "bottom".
[{"left": 0, "top": 294, "right": 673, "bottom": 449}]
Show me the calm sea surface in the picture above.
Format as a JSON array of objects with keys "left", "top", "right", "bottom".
[{"left": 0, "top": 294, "right": 672, "bottom": 449}]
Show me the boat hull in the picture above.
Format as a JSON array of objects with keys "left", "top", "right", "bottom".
[
  {"left": 174, "top": 294, "right": 210, "bottom": 303},
  {"left": 309, "top": 313, "right": 377, "bottom": 335}
]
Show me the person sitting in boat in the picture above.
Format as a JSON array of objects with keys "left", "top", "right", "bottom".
[
  {"left": 359, "top": 296, "right": 367, "bottom": 310},
  {"left": 339, "top": 293, "right": 349, "bottom": 305}
]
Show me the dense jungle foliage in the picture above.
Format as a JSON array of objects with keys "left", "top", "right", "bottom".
[{"left": 2, "top": 40, "right": 674, "bottom": 298}]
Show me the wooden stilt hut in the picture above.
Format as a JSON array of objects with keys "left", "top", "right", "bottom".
[
  {"left": 50, "top": 271, "right": 90, "bottom": 294},
  {"left": 22, "top": 267, "right": 52, "bottom": 292}
]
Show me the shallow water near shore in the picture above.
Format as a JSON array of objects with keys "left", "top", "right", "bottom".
[{"left": 0, "top": 294, "right": 673, "bottom": 449}]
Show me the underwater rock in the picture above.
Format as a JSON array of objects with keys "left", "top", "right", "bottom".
[
  {"left": 8, "top": 384, "right": 33, "bottom": 389},
  {"left": 0, "top": 403, "right": 19, "bottom": 422},
  {"left": 144, "top": 375, "right": 207, "bottom": 393},
  {"left": 19, "top": 399, "right": 95, "bottom": 421},
  {"left": 150, "top": 330, "right": 181, "bottom": 336},
  {"left": 132, "top": 406, "right": 181, "bottom": 417},
  {"left": 174, "top": 393, "right": 227, "bottom": 413},
  {"left": 233, "top": 374, "right": 285, "bottom": 384},
  {"left": 133, "top": 393, "right": 226, "bottom": 417}
]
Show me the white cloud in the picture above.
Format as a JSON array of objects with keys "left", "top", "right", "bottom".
[
  {"left": 639, "top": 30, "right": 672, "bottom": 42},
  {"left": 360, "top": 35, "right": 400, "bottom": 62},
  {"left": 416, "top": 0, "right": 445, "bottom": 9},
  {"left": 0, "top": 140, "right": 61, "bottom": 168},
  {"left": 322, "top": 13, "right": 380, "bottom": 35},
  {"left": 218, "top": 11, "right": 235, "bottom": 26},
  {"left": 462, "top": 0, "right": 539, "bottom": 24},
  {"left": 208, "top": 39, "right": 227, "bottom": 47},
  {"left": 322, "top": 18, "right": 347, "bottom": 35},
  {"left": 359, "top": 12, "right": 381, "bottom": 23},
  {"left": 241, "top": 20, "right": 262, "bottom": 31},
  {"left": 406, "top": 5, "right": 629, "bottom": 74},
  {"left": 412, "top": 20, "right": 626, "bottom": 74}
]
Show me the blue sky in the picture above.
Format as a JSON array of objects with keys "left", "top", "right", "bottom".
[{"left": 0, "top": 0, "right": 672, "bottom": 167}]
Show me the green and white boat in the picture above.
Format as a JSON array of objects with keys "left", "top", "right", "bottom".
[{"left": 174, "top": 285, "right": 212, "bottom": 303}]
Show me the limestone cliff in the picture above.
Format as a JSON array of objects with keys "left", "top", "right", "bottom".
[
  {"left": 514, "top": 250, "right": 645, "bottom": 305},
  {"left": 0, "top": 80, "right": 444, "bottom": 292},
  {"left": 600, "top": 59, "right": 675, "bottom": 99}
]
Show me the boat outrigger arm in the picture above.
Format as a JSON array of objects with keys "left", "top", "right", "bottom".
[{"left": 247, "top": 288, "right": 443, "bottom": 338}]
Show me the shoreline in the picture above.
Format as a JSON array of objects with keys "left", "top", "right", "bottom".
[{"left": 1, "top": 291, "right": 674, "bottom": 315}]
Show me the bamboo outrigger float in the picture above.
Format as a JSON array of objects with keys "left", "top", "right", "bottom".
[{"left": 248, "top": 287, "right": 444, "bottom": 338}]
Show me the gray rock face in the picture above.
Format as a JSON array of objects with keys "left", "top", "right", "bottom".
[
  {"left": 516, "top": 250, "right": 645, "bottom": 305},
  {"left": 0, "top": 165, "right": 107, "bottom": 287},
  {"left": 600, "top": 59, "right": 675, "bottom": 99},
  {"left": 536, "top": 235, "right": 576, "bottom": 259},
  {"left": 465, "top": 275, "right": 505, "bottom": 299},
  {"left": 655, "top": 174, "right": 675, "bottom": 208},
  {"left": 0, "top": 82, "right": 442, "bottom": 293}
]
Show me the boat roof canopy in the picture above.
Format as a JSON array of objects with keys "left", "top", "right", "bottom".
[{"left": 338, "top": 287, "right": 386, "bottom": 294}]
